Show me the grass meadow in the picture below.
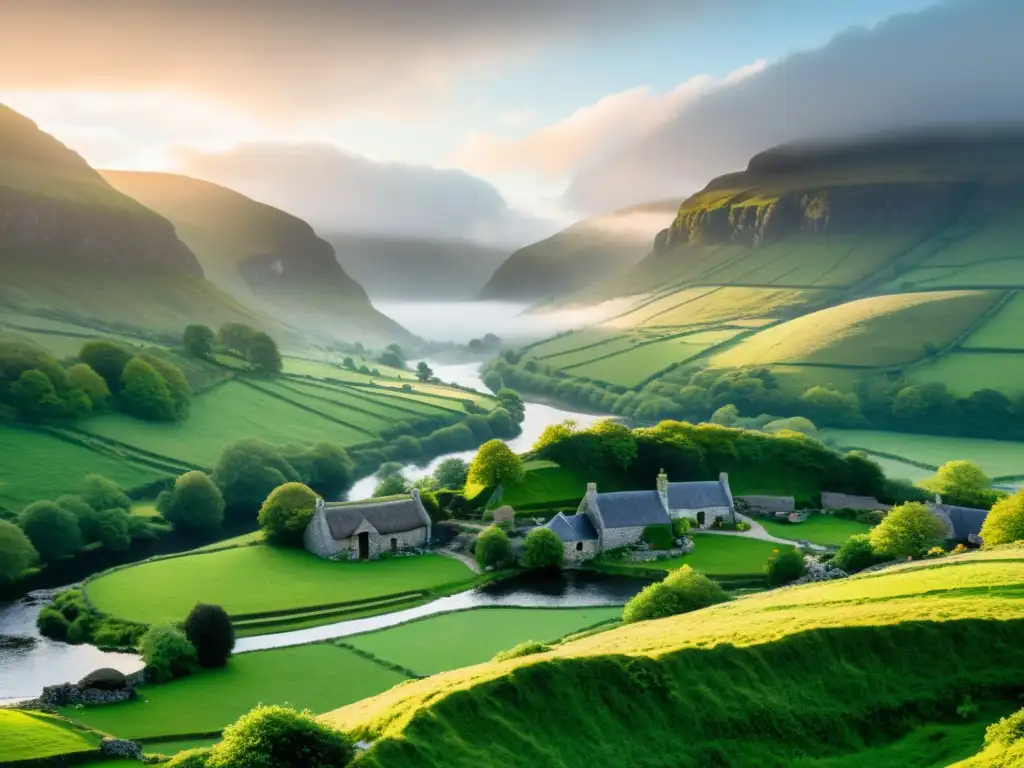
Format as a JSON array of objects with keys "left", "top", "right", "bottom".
[
  {"left": 500, "top": 464, "right": 590, "bottom": 509},
  {"left": 907, "top": 351, "right": 1024, "bottom": 397},
  {"left": 759, "top": 515, "right": 873, "bottom": 546},
  {"left": 0, "top": 710, "right": 99, "bottom": 762},
  {"left": 961, "top": 291, "right": 1024, "bottom": 350}
]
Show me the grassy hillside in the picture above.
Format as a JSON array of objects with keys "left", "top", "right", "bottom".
[
  {"left": 481, "top": 199, "right": 679, "bottom": 302},
  {"left": 323, "top": 548, "right": 1024, "bottom": 768},
  {"left": 0, "top": 710, "right": 101, "bottom": 763},
  {"left": 101, "top": 171, "right": 410, "bottom": 346}
]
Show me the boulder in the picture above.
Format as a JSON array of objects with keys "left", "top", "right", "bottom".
[{"left": 79, "top": 667, "right": 128, "bottom": 691}]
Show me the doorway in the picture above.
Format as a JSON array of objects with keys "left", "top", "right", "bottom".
[
  {"left": 696, "top": 511, "right": 706, "bottom": 528},
  {"left": 391, "top": 537, "right": 398, "bottom": 554},
  {"left": 358, "top": 532, "right": 370, "bottom": 560}
]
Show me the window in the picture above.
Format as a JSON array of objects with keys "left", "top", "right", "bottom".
[{"left": 576, "top": 542, "right": 583, "bottom": 552}]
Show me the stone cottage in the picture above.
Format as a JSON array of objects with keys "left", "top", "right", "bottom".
[
  {"left": 304, "top": 490, "right": 432, "bottom": 560},
  {"left": 543, "top": 471, "right": 736, "bottom": 562},
  {"left": 929, "top": 496, "right": 989, "bottom": 545}
]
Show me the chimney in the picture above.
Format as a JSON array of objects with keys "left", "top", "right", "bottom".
[
  {"left": 719, "top": 472, "right": 736, "bottom": 524},
  {"left": 586, "top": 482, "right": 597, "bottom": 498},
  {"left": 411, "top": 487, "right": 421, "bottom": 501},
  {"left": 656, "top": 469, "right": 669, "bottom": 511}
]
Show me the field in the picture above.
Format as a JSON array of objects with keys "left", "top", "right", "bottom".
[
  {"left": 60, "top": 644, "right": 407, "bottom": 740},
  {"left": 564, "top": 334, "right": 729, "bottom": 386},
  {"left": 605, "top": 533, "right": 789, "bottom": 576},
  {"left": 86, "top": 546, "right": 475, "bottom": 625},
  {"left": 906, "top": 351, "right": 1024, "bottom": 397},
  {"left": 760, "top": 515, "right": 872, "bottom": 546},
  {"left": 345, "top": 607, "right": 622, "bottom": 676},
  {"left": 0, "top": 710, "right": 99, "bottom": 762},
  {"left": 821, "top": 428, "right": 1024, "bottom": 479},
  {"left": 500, "top": 464, "right": 590, "bottom": 509},
  {"left": 961, "top": 291, "right": 1024, "bottom": 349}
]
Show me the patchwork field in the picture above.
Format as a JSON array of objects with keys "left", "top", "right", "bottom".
[
  {"left": 564, "top": 335, "right": 726, "bottom": 386},
  {"left": 86, "top": 545, "right": 475, "bottom": 625},
  {"left": 759, "top": 515, "right": 873, "bottom": 547},
  {"left": 0, "top": 710, "right": 100, "bottom": 763},
  {"left": 961, "top": 291, "right": 1024, "bottom": 349},
  {"left": 906, "top": 351, "right": 1024, "bottom": 396}
]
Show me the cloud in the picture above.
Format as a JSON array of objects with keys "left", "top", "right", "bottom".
[
  {"left": 176, "top": 142, "right": 558, "bottom": 246},
  {"left": 0, "top": 0, "right": 718, "bottom": 118},
  {"left": 562, "top": 0, "right": 1024, "bottom": 213}
]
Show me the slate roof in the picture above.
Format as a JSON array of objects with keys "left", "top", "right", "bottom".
[
  {"left": 937, "top": 504, "right": 988, "bottom": 542},
  {"left": 667, "top": 481, "right": 730, "bottom": 510},
  {"left": 545, "top": 512, "right": 598, "bottom": 542},
  {"left": 323, "top": 496, "right": 429, "bottom": 540},
  {"left": 593, "top": 491, "right": 671, "bottom": 528}
]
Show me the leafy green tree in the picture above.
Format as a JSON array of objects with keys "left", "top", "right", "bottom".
[
  {"left": 247, "top": 331, "right": 282, "bottom": 374},
  {"left": 496, "top": 388, "right": 525, "bottom": 423},
  {"left": 183, "top": 603, "right": 235, "bottom": 669},
  {"left": 486, "top": 407, "right": 516, "bottom": 437},
  {"left": 388, "top": 435, "right": 421, "bottom": 461},
  {"left": 10, "top": 369, "right": 67, "bottom": 420},
  {"left": 482, "top": 370, "right": 503, "bottom": 392},
  {"left": 205, "top": 705, "right": 354, "bottom": 768},
  {"left": 79, "top": 340, "right": 132, "bottom": 393},
  {"left": 800, "top": 386, "right": 861, "bottom": 426},
  {"left": 475, "top": 525, "right": 513, "bottom": 569},
  {"left": 66, "top": 363, "right": 111, "bottom": 410},
  {"left": 623, "top": 566, "right": 730, "bottom": 623},
  {"left": 373, "top": 474, "right": 409, "bottom": 497},
  {"left": 342, "top": 357, "right": 356, "bottom": 370},
  {"left": 120, "top": 356, "right": 177, "bottom": 421},
  {"left": 416, "top": 361, "right": 433, "bottom": 382},
  {"left": 165, "top": 471, "right": 225, "bottom": 536},
  {"left": 258, "top": 482, "right": 318, "bottom": 547},
  {"left": 869, "top": 501, "right": 947, "bottom": 559},
  {"left": 212, "top": 439, "right": 300, "bottom": 511},
  {"left": 140, "top": 623, "right": 198, "bottom": 683},
  {"left": 832, "top": 533, "right": 881, "bottom": 573},
  {"left": 920, "top": 460, "right": 1001, "bottom": 508},
  {"left": 54, "top": 495, "right": 98, "bottom": 542},
  {"left": 287, "top": 442, "right": 354, "bottom": 500},
  {"left": 980, "top": 490, "right": 1024, "bottom": 546},
  {"left": 468, "top": 440, "right": 524, "bottom": 488},
  {"left": 590, "top": 419, "right": 637, "bottom": 471},
  {"left": 532, "top": 419, "right": 578, "bottom": 453},
  {"left": 80, "top": 474, "right": 132, "bottom": 513},
  {"left": 766, "top": 548, "right": 806, "bottom": 587},
  {"left": 183, "top": 325, "right": 215, "bottom": 360},
  {"left": 375, "top": 461, "right": 405, "bottom": 480},
  {"left": 19, "top": 501, "right": 81, "bottom": 563},
  {"left": 217, "top": 323, "right": 257, "bottom": 356},
  {"left": 521, "top": 528, "right": 564, "bottom": 571},
  {"left": 433, "top": 458, "right": 469, "bottom": 490},
  {"left": 0, "top": 520, "right": 37, "bottom": 586},
  {"left": 92, "top": 508, "right": 132, "bottom": 551},
  {"left": 143, "top": 354, "right": 191, "bottom": 419}
]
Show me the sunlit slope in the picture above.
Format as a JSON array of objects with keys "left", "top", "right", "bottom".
[
  {"left": 323, "top": 549, "right": 1024, "bottom": 768},
  {"left": 101, "top": 171, "right": 411, "bottom": 345}
]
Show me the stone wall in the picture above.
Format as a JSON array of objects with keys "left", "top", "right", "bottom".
[
  {"left": 601, "top": 525, "right": 647, "bottom": 550},
  {"left": 670, "top": 505, "right": 731, "bottom": 529},
  {"left": 327, "top": 526, "right": 429, "bottom": 560},
  {"left": 562, "top": 539, "right": 600, "bottom": 565}
]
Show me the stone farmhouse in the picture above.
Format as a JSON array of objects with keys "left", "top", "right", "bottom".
[
  {"left": 545, "top": 471, "right": 735, "bottom": 563},
  {"left": 930, "top": 497, "right": 989, "bottom": 545},
  {"left": 304, "top": 490, "right": 432, "bottom": 560}
]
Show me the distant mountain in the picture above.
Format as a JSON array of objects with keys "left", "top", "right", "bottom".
[
  {"left": 479, "top": 200, "right": 680, "bottom": 303},
  {"left": 101, "top": 172, "right": 412, "bottom": 345},
  {"left": 325, "top": 233, "right": 507, "bottom": 301}
]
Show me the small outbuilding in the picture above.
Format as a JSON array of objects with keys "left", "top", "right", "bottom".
[
  {"left": 930, "top": 498, "right": 989, "bottom": 545},
  {"left": 304, "top": 490, "right": 432, "bottom": 560},
  {"left": 545, "top": 512, "right": 600, "bottom": 563}
]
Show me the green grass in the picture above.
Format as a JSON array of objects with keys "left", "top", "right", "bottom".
[
  {"left": 605, "top": 533, "right": 790, "bottom": 576},
  {"left": 858, "top": 453, "right": 935, "bottom": 483},
  {"left": 345, "top": 607, "right": 622, "bottom": 676},
  {"left": 143, "top": 737, "right": 220, "bottom": 756},
  {"left": 86, "top": 546, "right": 474, "bottom": 625},
  {"left": 821, "top": 428, "right": 1024, "bottom": 478},
  {"left": 962, "top": 291, "right": 1024, "bottom": 349},
  {"left": 907, "top": 351, "right": 1024, "bottom": 397},
  {"left": 565, "top": 335, "right": 724, "bottom": 386},
  {"left": 760, "top": 515, "right": 872, "bottom": 546},
  {"left": 0, "top": 710, "right": 100, "bottom": 762},
  {"left": 0, "top": 426, "right": 167, "bottom": 510},
  {"left": 130, "top": 501, "right": 162, "bottom": 518},
  {"left": 500, "top": 465, "right": 590, "bottom": 508},
  {"left": 61, "top": 644, "right": 408, "bottom": 740}
]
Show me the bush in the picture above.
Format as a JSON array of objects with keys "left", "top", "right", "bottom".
[
  {"left": 79, "top": 340, "right": 132, "bottom": 393},
  {"left": 120, "top": 356, "right": 177, "bottom": 421},
  {"left": 475, "top": 525, "right": 513, "bottom": 569},
  {"left": 869, "top": 501, "right": 947, "bottom": 559},
  {"left": 206, "top": 704, "right": 354, "bottom": 768},
  {"left": 258, "top": 482, "right": 318, "bottom": 547},
  {"left": 80, "top": 474, "right": 132, "bottom": 514},
  {"left": 0, "top": 519, "right": 37, "bottom": 585},
  {"left": 671, "top": 517, "right": 692, "bottom": 538},
  {"left": 980, "top": 489, "right": 1024, "bottom": 546},
  {"left": 184, "top": 603, "right": 235, "bottom": 669},
  {"left": 18, "top": 501, "right": 81, "bottom": 562},
  {"left": 183, "top": 324, "right": 215, "bottom": 360},
  {"left": 832, "top": 534, "right": 884, "bottom": 574},
  {"left": 373, "top": 474, "right": 410, "bottom": 497},
  {"left": 10, "top": 368, "right": 69, "bottom": 420},
  {"left": 623, "top": 565, "right": 730, "bottom": 623},
  {"left": 492, "top": 641, "right": 552, "bottom": 662},
  {"left": 433, "top": 458, "right": 469, "bottom": 490},
  {"left": 766, "top": 548, "right": 806, "bottom": 587},
  {"left": 521, "top": 527, "right": 564, "bottom": 571},
  {"left": 212, "top": 438, "right": 300, "bottom": 511},
  {"left": 643, "top": 524, "right": 674, "bottom": 550},
  {"left": 92, "top": 508, "right": 132, "bottom": 551},
  {"left": 247, "top": 331, "right": 283, "bottom": 374},
  {"left": 140, "top": 623, "right": 198, "bottom": 683},
  {"left": 36, "top": 606, "right": 70, "bottom": 640},
  {"left": 165, "top": 471, "right": 225, "bottom": 536},
  {"left": 167, "top": 748, "right": 212, "bottom": 767}
]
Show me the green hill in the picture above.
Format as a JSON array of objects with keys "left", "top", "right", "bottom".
[
  {"left": 101, "top": 172, "right": 411, "bottom": 346},
  {"left": 480, "top": 199, "right": 680, "bottom": 302},
  {"left": 322, "top": 547, "right": 1024, "bottom": 767}
]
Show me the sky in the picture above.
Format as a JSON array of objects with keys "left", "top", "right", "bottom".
[{"left": 1, "top": 0, "right": 1019, "bottom": 246}]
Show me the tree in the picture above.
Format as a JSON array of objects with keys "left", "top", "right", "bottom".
[
  {"left": 18, "top": 501, "right": 81, "bottom": 563},
  {"left": 79, "top": 340, "right": 132, "bottom": 392},
  {"left": 183, "top": 325, "right": 215, "bottom": 360},
  {"left": 533, "top": 419, "right": 578, "bottom": 453},
  {"left": 143, "top": 354, "right": 191, "bottom": 420},
  {"left": 91, "top": 508, "right": 132, "bottom": 551},
  {"left": 80, "top": 474, "right": 132, "bottom": 513},
  {"left": 212, "top": 439, "right": 299, "bottom": 511},
  {"left": 920, "top": 460, "right": 1001, "bottom": 508},
  {"left": 475, "top": 525, "right": 513, "bottom": 569},
  {"left": 496, "top": 388, "right": 525, "bottom": 423},
  {"left": 218, "top": 323, "right": 257, "bottom": 356},
  {"left": 416, "top": 361, "right": 433, "bottom": 382},
  {"left": 832, "top": 533, "right": 881, "bottom": 573},
  {"left": 486, "top": 407, "right": 515, "bottom": 437},
  {"left": 66, "top": 363, "right": 110, "bottom": 410},
  {"left": 623, "top": 566, "right": 730, "bottom": 623},
  {"left": 590, "top": 419, "right": 637, "bottom": 471},
  {"left": 10, "top": 369, "right": 67, "bottom": 420},
  {"left": 433, "top": 458, "right": 469, "bottom": 490},
  {"left": 468, "top": 440, "right": 524, "bottom": 488},
  {"left": 290, "top": 442, "right": 354, "bottom": 500},
  {"left": 183, "top": 603, "right": 235, "bottom": 669},
  {"left": 869, "top": 501, "right": 947, "bottom": 559},
  {"left": 521, "top": 528, "right": 563, "bottom": 571},
  {"left": 140, "top": 623, "right": 198, "bottom": 683},
  {"left": 247, "top": 331, "right": 282, "bottom": 374},
  {"left": 206, "top": 705, "right": 354, "bottom": 768},
  {"left": 0, "top": 520, "right": 37, "bottom": 586},
  {"left": 165, "top": 471, "right": 225, "bottom": 536},
  {"left": 482, "top": 370, "right": 503, "bottom": 392},
  {"left": 766, "top": 548, "right": 806, "bottom": 587},
  {"left": 373, "top": 474, "right": 409, "bottom": 497},
  {"left": 120, "top": 356, "right": 176, "bottom": 421},
  {"left": 342, "top": 357, "right": 356, "bottom": 370},
  {"left": 258, "top": 482, "right": 318, "bottom": 547},
  {"left": 980, "top": 490, "right": 1024, "bottom": 546}
]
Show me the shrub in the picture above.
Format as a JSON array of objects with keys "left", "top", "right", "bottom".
[
  {"left": 258, "top": 482, "right": 318, "bottom": 547},
  {"left": 206, "top": 704, "right": 354, "bottom": 768},
  {"left": 869, "top": 501, "right": 947, "bottom": 559},
  {"left": 373, "top": 474, "right": 410, "bottom": 497},
  {"left": 80, "top": 474, "right": 132, "bottom": 514},
  {"left": 92, "top": 508, "right": 132, "bottom": 551},
  {"left": 120, "top": 356, "right": 177, "bottom": 421},
  {"left": 643, "top": 524, "right": 674, "bottom": 550},
  {"left": 167, "top": 748, "right": 212, "bottom": 767},
  {"left": 79, "top": 340, "right": 132, "bottom": 393},
  {"left": 140, "top": 623, "right": 198, "bottom": 683},
  {"left": 165, "top": 471, "right": 225, "bottom": 536},
  {"left": 623, "top": 565, "right": 730, "bottom": 623},
  {"left": 671, "top": 517, "right": 692, "bottom": 538},
  {"left": 18, "top": 501, "right": 81, "bottom": 562},
  {"left": 247, "top": 331, "right": 283, "bottom": 374},
  {"left": 10, "top": 369, "right": 68, "bottom": 420},
  {"left": 475, "top": 525, "right": 513, "bottom": 569},
  {"left": 212, "top": 438, "right": 300, "bottom": 511},
  {"left": 183, "top": 324, "right": 216, "bottom": 360},
  {"left": 493, "top": 641, "right": 552, "bottom": 662},
  {"left": 36, "top": 607, "right": 70, "bottom": 640},
  {"left": 521, "top": 527, "right": 564, "bottom": 571},
  {"left": 468, "top": 440, "right": 524, "bottom": 488},
  {"left": 833, "top": 534, "right": 884, "bottom": 574},
  {"left": 766, "top": 548, "right": 806, "bottom": 587},
  {"left": 184, "top": 603, "right": 235, "bottom": 669},
  {"left": 0, "top": 519, "right": 37, "bottom": 585},
  {"left": 433, "top": 458, "right": 469, "bottom": 490},
  {"left": 981, "top": 489, "right": 1024, "bottom": 546}
]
